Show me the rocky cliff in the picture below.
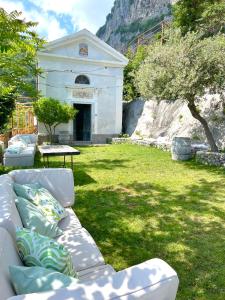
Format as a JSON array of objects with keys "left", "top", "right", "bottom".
[
  {"left": 123, "top": 95, "right": 225, "bottom": 149},
  {"left": 97, "top": 0, "right": 173, "bottom": 52}
]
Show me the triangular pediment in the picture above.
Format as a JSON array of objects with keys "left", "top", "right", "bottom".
[{"left": 39, "top": 29, "right": 128, "bottom": 66}]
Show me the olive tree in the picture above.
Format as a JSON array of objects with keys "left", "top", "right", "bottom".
[
  {"left": 136, "top": 30, "right": 225, "bottom": 152},
  {"left": 33, "top": 97, "right": 77, "bottom": 143}
]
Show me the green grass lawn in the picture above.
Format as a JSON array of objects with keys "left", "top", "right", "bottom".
[{"left": 3, "top": 144, "right": 225, "bottom": 299}]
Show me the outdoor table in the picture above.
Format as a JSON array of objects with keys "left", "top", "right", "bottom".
[{"left": 38, "top": 145, "right": 80, "bottom": 170}]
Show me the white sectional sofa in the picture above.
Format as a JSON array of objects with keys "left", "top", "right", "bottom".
[
  {"left": 4, "top": 134, "right": 37, "bottom": 167},
  {"left": 0, "top": 168, "right": 179, "bottom": 300}
]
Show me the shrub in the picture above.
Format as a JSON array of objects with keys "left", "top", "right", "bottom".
[{"left": 33, "top": 97, "right": 77, "bottom": 143}]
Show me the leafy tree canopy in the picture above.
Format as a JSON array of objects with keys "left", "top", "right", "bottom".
[
  {"left": 172, "top": 0, "right": 225, "bottom": 36},
  {"left": 0, "top": 89, "right": 16, "bottom": 133},
  {"left": 200, "top": 1, "right": 225, "bottom": 36},
  {"left": 33, "top": 97, "right": 77, "bottom": 143},
  {"left": 136, "top": 30, "right": 225, "bottom": 151},
  {"left": 123, "top": 45, "right": 147, "bottom": 101},
  {"left": 0, "top": 8, "right": 44, "bottom": 98}
]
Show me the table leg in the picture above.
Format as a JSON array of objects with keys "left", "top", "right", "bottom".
[
  {"left": 63, "top": 155, "right": 66, "bottom": 168},
  {"left": 47, "top": 155, "right": 49, "bottom": 168},
  {"left": 71, "top": 155, "right": 73, "bottom": 170},
  {"left": 43, "top": 156, "right": 46, "bottom": 168}
]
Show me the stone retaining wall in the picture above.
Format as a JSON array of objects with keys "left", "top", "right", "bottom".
[
  {"left": 111, "top": 138, "right": 171, "bottom": 151},
  {"left": 196, "top": 151, "right": 225, "bottom": 167}
]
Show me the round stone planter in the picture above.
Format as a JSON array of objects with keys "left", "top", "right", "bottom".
[{"left": 171, "top": 137, "right": 192, "bottom": 161}]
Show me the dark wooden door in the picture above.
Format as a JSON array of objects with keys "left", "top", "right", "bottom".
[{"left": 73, "top": 104, "right": 91, "bottom": 141}]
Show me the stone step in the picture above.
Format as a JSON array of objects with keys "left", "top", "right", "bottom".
[{"left": 71, "top": 141, "right": 92, "bottom": 146}]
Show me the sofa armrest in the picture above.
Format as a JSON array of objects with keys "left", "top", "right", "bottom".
[
  {"left": 9, "top": 168, "right": 75, "bottom": 207},
  {"left": 8, "top": 258, "right": 179, "bottom": 300}
]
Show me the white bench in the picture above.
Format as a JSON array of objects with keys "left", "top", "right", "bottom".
[
  {"left": 0, "top": 168, "right": 179, "bottom": 300},
  {"left": 3, "top": 134, "right": 37, "bottom": 167}
]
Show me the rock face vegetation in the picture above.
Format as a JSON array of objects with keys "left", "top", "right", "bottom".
[
  {"left": 97, "top": 0, "right": 173, "bottom": 52},
  {"left": 112, "top": 0, "right": 225, "bottom": 151}
]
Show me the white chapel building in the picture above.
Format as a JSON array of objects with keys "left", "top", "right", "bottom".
[{"left": 37, "top": 29, "right": 128, "bottom": 144}]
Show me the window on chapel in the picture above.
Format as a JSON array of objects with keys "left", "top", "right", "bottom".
[{"left": 75, "top": 75, "right": 90, "bottom": 85}]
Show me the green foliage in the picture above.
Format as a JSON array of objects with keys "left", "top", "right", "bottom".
[
  {"left": 33, "top": 97, "right": 77, "bottom": 143},
  {"left": 118, "top": 133, "right": 129, "bottom": 138},
  {"left": 199, "top": 2, "right": 225, "bottom": 36},
  {"left": 136, "top": 30, "right": 225, "bottom": 103},
  {"left": 136, "top": 30, "right": 225, "bottom": 151},
  {"left": 123, "top": 45, "right": 147, "bottom": 101},
  {"left": 172, "top": 0, "right": 224, "bottom": 36},
  {"left": 116, "top": 15, "right": 164, "bottom": 37},
  {"left": 0, "top": 90, "right": 16, "bottom": 133},
  {"left": 0, "top": 8, "right": 44, "bottom": 98}
]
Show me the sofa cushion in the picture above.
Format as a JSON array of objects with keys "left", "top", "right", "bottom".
[
  {"left": 9, "top": 266, "right": 78, "bottom": 295},
  {"left": 0, "top": 228, "right": 23, "bottom": 300},
  {"left": 8, "top": 134, "right": 37, "bottom": 147},
  {"left": 78, "top": 264, "right": 116, "bottom": 282},
  {"left": 4, "top": 146, "right": 35, "bottom": 158},
  {"left": 5, "top": 141, "right": 26, "bottom": 154},
  {"left": 0, "top": 175, "right": 23, "bottom": 239},
  {"left": 14, "top": 183, "right": 67, "bottom": 223},
  {"left": 56, "top": 228, "right": 105, "bottom": 272},
  {"left": 58, "top": 208, "right": 82, "bottom": 231},
  {"left": 9, "top": 169, "right": 75, "bottom": 208},
  {"left": 16, "top": 228, "right": 77, "bottom": 277},
  {"left": 15, "top": 197, "right": 63, "bottom": 238}
]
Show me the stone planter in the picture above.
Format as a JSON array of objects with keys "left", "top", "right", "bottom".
[
  {"left": 171, "top": 137, "right": 192, "bottom": 161},
  {"left": 58, "top": 131, "right": 71, "bottom": 145},
  {"left": 38, "top": 134, "right": 58, "bottom": 145}
]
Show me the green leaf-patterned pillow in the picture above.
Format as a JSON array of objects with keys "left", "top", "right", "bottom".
[
  {"left": 16, "top": 228, "right": 77, "bottom": 277},
  {"left": 15, "top": 197, "right": 63, "bottom": 238},
  {"left": 14, "top": 183, "right": 67, "bottom": 223}
]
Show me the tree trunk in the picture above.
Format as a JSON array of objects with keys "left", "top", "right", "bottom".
[
  {"left": 187, "top": 100, "right": 218, "bottom": 152},
  {"left": 44, "top": 124, "right": 52, "bottom": 144}
]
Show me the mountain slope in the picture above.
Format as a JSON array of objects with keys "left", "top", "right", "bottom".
[{"left": 97, "top": 0, "right": 173, "bottom": 52}]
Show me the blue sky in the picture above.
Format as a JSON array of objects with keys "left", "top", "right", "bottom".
[{"left": 0, "top": 0, "right": 114, "bottom": 40}]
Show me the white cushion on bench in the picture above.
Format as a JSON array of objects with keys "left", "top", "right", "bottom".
[
  {"left": 58, "top": 208, "right": 82, "bottom": 231},
  {"left": 0, "top": 228, "right": 23, "bottom": 300},
  {"left": 78, "top": 264, "right": 115, "bottom": 282},
  {"left": 56, "top": 228, "right": 105, "bottom": 272},
  {"left": 4, "top": 146, "right": 35, "bottom": 158},
  {"left": 0, "top": 175, "right": 23, "bottom": 239},
  {"left": 9, "top": 169, "right": 75, "bottom": 208}
]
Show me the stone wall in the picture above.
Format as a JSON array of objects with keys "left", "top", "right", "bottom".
[
  {"left": 112, "top": 137, "right": 171, "bottom": 151},
  {"left": 196, "top": 151, "right": 225, "bottom": 167},
  {"left": 123, "top": 94, "right": 225, "bottom": 149}
]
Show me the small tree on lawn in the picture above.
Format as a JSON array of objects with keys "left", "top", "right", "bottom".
[
  {"left": 33, "top": 97, "right": 77, "bottom": 143},
  {"left": 136, "top": 30, "right": 225, "bottom": 152}
]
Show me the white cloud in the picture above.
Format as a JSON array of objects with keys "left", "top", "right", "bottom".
[
  {"left": 0, "top": 0, "right": 24, "bottom": 12},
  {"left": 0, "top": 0, "right": 68, "bottom": 40},
  {"left": 0, "top": 0, "right": 114, "bottom": 40},
  {"left": 28, "top": 0, "right": 114, "bottom": 33}
]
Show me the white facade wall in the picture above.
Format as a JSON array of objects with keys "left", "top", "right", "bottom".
[{"left": 38, "top": 30, "right": 128, "bottom": 143}]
